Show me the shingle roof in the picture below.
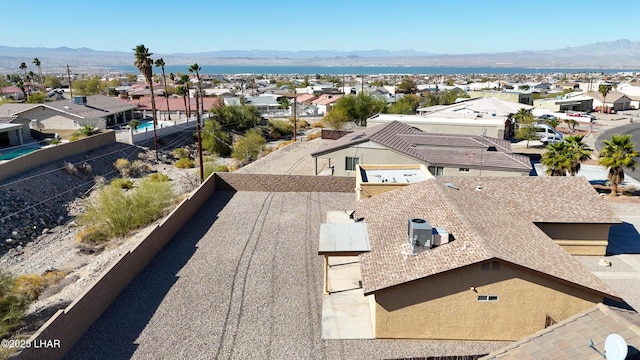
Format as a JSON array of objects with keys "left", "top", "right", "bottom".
[
  {"left": 355, "top": 176, "right": 620, "bottom": 298},
  {"left": 481, "top": 303, "right": 640, "bottom": 359},
  {"left": 311, "top": 121, "right": 532, "bottom": 172}
]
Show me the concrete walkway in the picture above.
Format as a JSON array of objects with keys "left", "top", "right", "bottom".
[{"left": 321, "top": 257, "right": 374, "bottom": 340}]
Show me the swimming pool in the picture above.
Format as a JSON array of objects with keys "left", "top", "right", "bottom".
[
  {"left": 0, "top": 146, "right": 41, "bottom": 160},
  {"left": 135, "top": 120, "right": 174, "bottom": 131}
]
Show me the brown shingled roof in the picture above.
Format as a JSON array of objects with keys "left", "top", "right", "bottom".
[
  {"left": 481, "top": 303, "right": 640, "bottom": 359},
  {"left": 355, "top": 176, "right": 620, "bottom": 299},
  {"left": 311, "top": 121, "right": 532, "bottom": 172}
]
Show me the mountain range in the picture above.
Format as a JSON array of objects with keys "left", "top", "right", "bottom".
[{"left": 1, "top": 39, "right": 640, "bottom": 72}]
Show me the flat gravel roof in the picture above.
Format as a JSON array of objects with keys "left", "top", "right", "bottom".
[{"left": 66, "top": 191, "right": 506, "bottom": 359}]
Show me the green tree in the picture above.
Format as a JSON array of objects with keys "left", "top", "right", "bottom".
[
  {"left": 387, "top": 94, "right": 422, "bottom": 114},
  {"left": 599, "top": 84, "right": 611, "bottom": 113},
  {"left": 210, "top": 104, "right": 262, "bottom": 131},
  {"left": 396, "top": 77, "right": 417, "bottom": 93},
  {"left": 19, "top": 62, "right": 27, "bottom": 82},
  {"left": 332, "top": 92, "right": 386, "bottom": 126},
  {"left": 26, "top": 93, "right": 45, "bottom": 103},
  {"left": 565, "top": 135, "right": 593, "bottom": 176},
  {"left": 178, "top": 74, "right": 191, "bottom": 118},
  {"left": 323, "top": 108, "right": 350, "bottom": 130},
  {"left": 545, "top": 118, "right": 560, "bottom": 129},
  {"left": 232, "top": 128, "right": 266, "bottom": 163},
  {"left": 32, "top": 57, "right": 44, "bottom": 92},
  {"left": 44, "top": 75, "right": 62, "bottom": 89},
  {"left": 541, "top": 141, "right": 570, "bottom": 176},
  {"left": 513, "top": 108, "right": 537, "bottom": 148},
  {"left": 201, "top": 119, "right": 231, "bottom": 156},
  {"left": 133, "top": 44, "right": 158, "bottom": 159},
  {"left": 189, "top": 63, "right": 203, "bottom": 120},
  {"left": 598, "top": 134, "right": 639, "bottom": 196},
  {"left": 72, "top": 76, "right": 105, "bottom": 95},
  {"left": 154, "top": 58, "right": 171, "bottom": 120}
]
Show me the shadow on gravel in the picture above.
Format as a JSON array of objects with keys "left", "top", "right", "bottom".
[
  {"left": 64, "top": 191, "right": 235, "bottom": 360},
  {"left": 607, "top": 221, "right": 640, "bottom": 255}
]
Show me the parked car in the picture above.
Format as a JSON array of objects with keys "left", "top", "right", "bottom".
[
  {"left": 540, "top": 134, "right": 564, "bottom": 145},
  {"left": 538, "top": 114, "right": 557, "bottom": 121},
  {"left": 567, "top": 112, "right": 595, "bottom": 122}
]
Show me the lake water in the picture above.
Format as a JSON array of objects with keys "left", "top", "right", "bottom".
[{"left": 109, "top": 65, "right": 639, "bottom": 76}]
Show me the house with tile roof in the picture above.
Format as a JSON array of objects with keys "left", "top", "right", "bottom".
[
  {"left": 351, "top": 176, "right": 621, "bottom": 341},
  {"left": 585, "top": 90, "right": 633, "bottom": 112},
  {"left": 481, "top": 303, "right": 640, "bottom": 359},
  {"left": 310, "top": 121, "right": 532, "bottom": 177},
  {"left": 0, "top": 95, "right": 138, "bottom": 130},
  {"left": 312, "top": 94, "right": 343, "bottom": 115}
]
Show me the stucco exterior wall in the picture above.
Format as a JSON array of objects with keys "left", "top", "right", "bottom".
[
  {"left": 20, "top": 107, "right": 105, "bottom": 130},
  {"left": 535, "top": 223, "right": 611, "bottom": 256},
  {"left": 367, "top": 118, "right": 504, "bottom": 139},
  {"left": 373, "top": 261, "right": 602, "bottom": 341}
]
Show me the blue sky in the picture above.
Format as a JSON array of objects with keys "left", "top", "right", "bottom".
[{"left": 3, "top": 0, "right": 637, "bottom": 54}]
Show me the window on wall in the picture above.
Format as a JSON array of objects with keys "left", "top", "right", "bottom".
[
  {"left": 428, "top": 166, "right": 444, "bottom": 176},
  {"left": 477, "top": 295, "right": 499, "bottom": 302},
  {"left": 345, "top": 156, "right": 360, "bottom": 171},
  {"left": 459, "top": 168, "right": 470, "bottom": 172}
]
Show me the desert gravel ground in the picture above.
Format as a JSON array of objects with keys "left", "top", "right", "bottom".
[{"left": 65, "top": 191, "right": 506, "bottom": 360}]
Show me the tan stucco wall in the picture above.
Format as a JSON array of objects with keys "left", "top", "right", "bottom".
[
  {"left": 373, "top": 261, "right": 602, "bottom": 341},
  {"left": 21, "top": 107, "right": 106, "bottom": 130},
  {"left": 368, "top": 118, "right": 504, "bottom": 139},
  {"left": 319, "top": 143, "right": 527, "bottom": 177},
  {"left": 535, "top": 223, "right": 611, "bottom": 256}
]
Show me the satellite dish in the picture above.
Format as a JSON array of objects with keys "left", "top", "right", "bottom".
[{"left": 605, "top": 333, "right": 628, "bottom": 360}]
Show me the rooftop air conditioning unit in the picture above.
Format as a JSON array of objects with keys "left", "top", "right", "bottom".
[
  {"left": 432, "top": 227, "right": 449, "bottom": 246},
  {"left": 408, "top": 218, "right": 432, "bottom": 248}
]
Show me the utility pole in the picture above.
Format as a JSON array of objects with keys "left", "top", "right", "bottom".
[
  {"left": 195, "top": 87, "right": 204, "bottom": 183},
  {"left": 293, "top": 85, "right": 297, "bottom": 142},
  {"left": 66, "top": 64, "right": 73, "bottom": 98}
]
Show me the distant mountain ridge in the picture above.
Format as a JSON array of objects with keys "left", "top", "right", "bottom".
[{"left": 1, "top": 39, "right": 640, "bottom": 72}]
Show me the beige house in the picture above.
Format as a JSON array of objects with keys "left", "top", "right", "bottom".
[
  {"left": 0, "top": 95, "right": 137, "bottom": 130},
  {"left": 468, "top": 90, "right": 533, "bottom": 105},
  {"left": 352, "top": 177, "right": 620, "bottom": 341},
  {"left": 311, "top": 121, "right": 532, "bottom": 177}
]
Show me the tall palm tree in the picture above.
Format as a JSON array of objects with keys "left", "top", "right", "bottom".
[
  {"left": 541, "top": 141, "right": 570, "bottom": 176},
  {"left": 19, "top": 62, "right": 28, "bottom": 93},
  {"left": 598, "top": 134, "right": 639, "bottom": 196},
  {"left": 154, "top": 58, "right": 171, "bottom": 120},
  {"left": 133, "top": 44, "right": 158, "bottom": 160},
  {"left": 179, "top": 74, "right": 191, "bottom": 119},
  {"left": 564, "top": 135, "right": 593, "bottom": 176},
  {"left": 599, "top": 84, "right": 611, "bottom": 113},
  {"left": 188, "top": 63, "right": 203, "bottom": 123},
  {"left": 32, "top": 57, "right": 44, "bottom": 93}
]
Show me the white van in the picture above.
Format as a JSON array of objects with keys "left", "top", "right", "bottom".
[{"left": 533, "top": 123, "right": 563, "bottom": 141}]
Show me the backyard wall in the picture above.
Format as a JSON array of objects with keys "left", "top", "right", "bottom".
[
  {"left": 15, "top": 174, "right": 217, "bottom": 360},
  {"left": 0, "top": 131, "right": 115, "bottom": 183},
  {"left": 127, "top": 120, "right": 196, "bottom": 144},
  {"left": 14, "top": 173, "right": 355, "bottom": 359}
]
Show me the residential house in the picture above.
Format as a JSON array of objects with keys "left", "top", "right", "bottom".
[
  {"left": 351, "top": 177, "right": 621, "bottom": 340},
  {"left": 310, "top": 121, "right": 532, "bottom": 177},
  {"left": 1, "top": 86, "right": 26, "bottom": 101},
  {"left": 0, "top": 115, "right": 30, "bottom": 147},
  {"left": 533, "top": 94, "right": 594, "bottom": 113},
  {"left": 417, "top": 96, "right": 534, "bottom": 117},
  {"left": 585, "top": 90, "right": 632, "bottom": 112},
  {"left": 468, "top": 90, "right": 534, "bottom": 105},
  {"left": 312, "top": 94, "right": 343, "bottom": 115},
  {"left": 0, "top": 95, "right": 137, "bottom": 130},
  {"left": 368, "top": 113, "right": 512, "bottom": 139},
  {"left": 481, "top": 303, "right": 640, "bottom": 359}
]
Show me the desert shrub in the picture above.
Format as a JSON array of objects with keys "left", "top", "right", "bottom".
[
  {"left": 172, "top": 147, "right": 190, "bottom": 159},
  {"left": 149, "top": 172, "right": 170, "bottom": 182},
  {"left": 311, "top": 121, "right": 324, "bottom": 128},
  {"left": 51, "top": 138, "right": 61, "bottom": 145},
  {"left": 203, "top": 162, "right": 229, "bottom": 179},
  {"left": 297, "top": 119, "right": 310, "bottom": 130},
  {"left": 131, "top": 159, "right": 151, "bottom": 176},
  {"left": 69, "top": 135, "right": 79, "bottom": 141},
  {"left": 232, "top": 128, "right": 266, "bottom": 163},
  {"left": 175, "top": 158, "right": 195, "bottom": 168},
  {"left": 268, "top": 119, "right": 293, "bottom": 138},
  {"left": 63, "top": 161, "right": 78, "bottom": 176},
  {"left": 113, "top": 158, "right": 131, "bottom": 176},
  {"left": 111, "top": 178, "right": 134, "bottom": 189},
  {"left": 74, "top": 124, "right": 100, "bottom": 137},
  {"left": 76, "top": 227, "right": 111, "bottom": 244},
  {"left": 0, "top": 272, "right": 29, "bottom": 338},
  {"left": 13, "top": 274, "right": 46, "bottom": 301},
  {"left": 80, "top": 179, "right": 174, "bottom": 239},
  {"left": 79, "top": 162, "right": 92, "bottom": 175},
  {"left": 306, "top": 131, "right": 321, "bottom": 140}
]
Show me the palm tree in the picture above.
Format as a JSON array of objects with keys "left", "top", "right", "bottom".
[
  {"left": 564, "top": 135, "right": 593, "bottom": 176},
  {"left": 598, "top": 134, "right": 639, "bottom": 196},
  {"left": 179, "top": 74, "right": 191, "bottom": 118},
  {"left": 188, "top": 63, "right": 203, "bottom": 123},
  {"left": 599, "top": 84, "right": 611, "bottom": 113},
  {"left": 133, "top": 44, "right": 158, "bottom": 160},
  {"left": 32, "top": 58, "right": 44, "bottom": 93},
  {"left": 19, "top": 62, "right": 28, "bottom": 93},
  {"left": 513, "top": 108, "right": 536, "bottom": 148},
  {"left": 541, "top": 141, "right": 570, "bottom": 176},
  {"left": 154, "top": 58, "right": 171, "bottom": 120}
]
